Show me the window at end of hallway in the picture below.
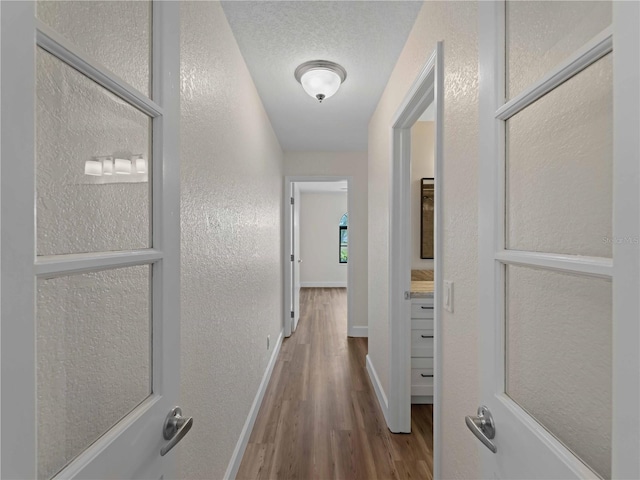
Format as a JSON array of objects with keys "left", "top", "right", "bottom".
[{"left": 339, "top": 213, "right": 348, "bottom": 264}]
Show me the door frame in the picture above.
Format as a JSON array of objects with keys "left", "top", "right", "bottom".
[
  {"left": 387, "top": 41, "right": 443, "bottom": 475},
  {"left": 1, "top": 2, "right": 181, "bottom": 477},
  {"left": 477, "top": 1, "right": 640, "bottom": 477},
  {"left": 283, "top": 176, "right": 354, "bottom": 337}
]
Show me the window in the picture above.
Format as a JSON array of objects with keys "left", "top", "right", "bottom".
[{"left": 339, "top": 213, "right": 348, "bottom": 263}]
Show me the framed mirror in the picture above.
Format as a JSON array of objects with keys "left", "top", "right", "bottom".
[{"left": 421, "top": 177, "right": 434, "bottom": 259}]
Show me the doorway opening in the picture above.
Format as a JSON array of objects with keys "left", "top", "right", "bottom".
[
  {"left": 284, "top": 176, "right": 354, "bottom": 338},
  {"left": 387, "top": 42, "right": 443, "bottom": 478}
]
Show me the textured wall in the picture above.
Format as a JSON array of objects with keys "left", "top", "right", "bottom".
[
  {"left": 284, "top": 152, "right": 368, "bottom": 328},
  {"left": 367, "top": 2, "right": 480, "bottom": 478},
  {"left": 411, "top": 121, "right": 435, "bottom": 270},
  {"left": 299, "top": 193, "right": 348, "bottom": 285},
  {"left": 179, "top": 2, "right": 284, "bottom": 479}
]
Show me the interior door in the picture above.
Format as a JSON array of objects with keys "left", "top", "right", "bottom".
[
  {"left": 1, "top": 2, "right": 185, "bottom": 479},
  {"left": 476, "top": 1, "right": 639, "bottom": 479},
  {"left": 292, "top": 182, "right": 301, "bottom": 331}
]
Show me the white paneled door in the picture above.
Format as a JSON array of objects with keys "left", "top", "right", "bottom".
[
  {"left": 1, "top": 1, "right": 183, "bottom": 479},
  {"left": 476, "top": 1, "right": 639, "bottom": 479}
]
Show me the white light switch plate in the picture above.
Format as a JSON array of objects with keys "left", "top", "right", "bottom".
[{"left": 444, "top": 280, "right": 454, "bottom": 313}]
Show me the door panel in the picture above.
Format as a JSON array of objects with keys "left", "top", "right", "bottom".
[
  {"left": 505, "top": 265, "right": 612, "bottom": 478},
  {"left": 1, "top": 1, "right": 181, "bottom": 478},
  {"left": 505, "top": 53, "right": 613, "bottom": 258},
  {"left": 293, "top": 182, "right": 301, "bottom": 331},
  {"left": 36, "top": 47, "right": 152, "bottom": 256},
  {"left": 36, "top": 0, "right": 152, "bottom": 96},
  {"left": 477, "top": 1, "right": 638, "bottom": 479},
  {"left": 505, "top": 0, "right": 611, "bottom": 99},
  {"left": 37, "top": 265, "right": 152, "bottom": 480}
]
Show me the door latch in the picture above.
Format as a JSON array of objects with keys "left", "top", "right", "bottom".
[{"left": 465, "top": 405, "right": 497, "bottom": 453}]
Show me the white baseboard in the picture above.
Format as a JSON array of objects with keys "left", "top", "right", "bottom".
[
  {"left": 348, "top": 325, "right": 368, "bottom": 337},
  {"left": 366, "top": 354, "right": 389, "bottom": 426},
  {"left": 300, "top": 281, "right": 347, "bottom": 288},
  {"left": 224, "top": 330, "right": 283, "bottom": 480}
]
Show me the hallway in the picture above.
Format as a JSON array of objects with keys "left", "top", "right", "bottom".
[{"left": 237, "top": 288, "right": 433, "bottom": 479}]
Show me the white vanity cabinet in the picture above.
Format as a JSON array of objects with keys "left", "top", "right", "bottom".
[{"left": 411, "top": 297, "right": 434, "bottom": 403}]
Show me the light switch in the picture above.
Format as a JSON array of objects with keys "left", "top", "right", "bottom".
[{"left": 444, "top": 280, "right": 454, "bottom": 313}]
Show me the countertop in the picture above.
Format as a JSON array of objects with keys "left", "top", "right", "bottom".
[{"left": 410, "top": 280, "right": 434, "bottom": 298}]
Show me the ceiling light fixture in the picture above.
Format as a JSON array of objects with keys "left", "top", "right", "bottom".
[{"left": 294, "top": 60, "right": 347, "bottom": 103}]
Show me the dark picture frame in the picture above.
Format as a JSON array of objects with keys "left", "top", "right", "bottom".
[{"left": 420, "top": 178, "right": 434, "bottom": 259}]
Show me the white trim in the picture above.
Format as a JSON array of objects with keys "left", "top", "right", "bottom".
[
  {"left": 284, "top": 176, "right": 355, "bottom": 340},
  {"left": 431, "top": 42, "right": 445, "bottom": 480},
  {"left": 284, "top": 180, "right": 293, "bottom": 337},
  {"left": 35, "top": 249, "right": 164, "bottom": 278},
  {"left": 1, "top": 2, "right": 37, "bottom": 477},
  {"left": 366, "top": 355, "right": 389, "bottom": 426},
  {"left": 388, "top": 43, "right": 443, "bottom": 453},
  {"left": 494, "top": 250, "right": 612, "bottom": 279},
  {"left": 496, "top": 27, "right": 612, "bottom": 121},
  {"left": 36, "top": 20, "right": 163, "bottom": 118},
  {"left": 300, "top": 281, "right": 347, "bottom": 288},
  {"left": 348, "top": 326, "right": 368, "bottom": 338},
  {"left": 612, "top": 1, "right": 640, "bottom": 477},
  {"left": 224, "top": 330, "right": 284, "bottom": 480}
]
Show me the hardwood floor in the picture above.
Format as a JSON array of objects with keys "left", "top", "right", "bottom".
[{"left": 237, "top": 288, "right": 434, "bottom": 480}]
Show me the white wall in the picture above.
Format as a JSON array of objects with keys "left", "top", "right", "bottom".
[
  {"left": 299, "top": 192, "right": 348, "bottom": 287},
  {"left": 284, "top": 152, "right": 368, "bottom": 329},
  {"left": 367, "top": 2, "right": 480, "bottom": 478},
  {"left": 180, "top": 2, "right": 284, "bottom": 479},
  {"left": 411, "top": 121, "right": 435, "bottom": 270}
]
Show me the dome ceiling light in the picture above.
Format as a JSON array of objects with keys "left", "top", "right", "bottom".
[{"left": 294, "top": 60, "right": 347, "bottom": 103}]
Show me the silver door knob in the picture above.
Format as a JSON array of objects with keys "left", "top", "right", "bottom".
[
  {"left": 298, "top": 258, "right": 302, "bottom": 263},
  {"left": 465, "top": 405, "right": 497, "bottom": 453},
  {"left": 161, "top": 406, "right": 193, "bottom": 456}
]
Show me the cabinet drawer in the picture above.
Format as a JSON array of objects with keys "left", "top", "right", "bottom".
[
  {"left": 411, "top": 319, "right": 434, "bottom": 332},
  {"left": 411, "top": 368, "right": 434, "bottom": 396},
  {"left": 411, "top": 303, "right": 434, "bottom": 319},
  {"left": 411, "top": 330, "right": 434, "bottom": 358}
]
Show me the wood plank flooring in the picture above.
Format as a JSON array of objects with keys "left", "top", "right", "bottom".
[{"left": 237, "top": 288, "right": 433, "bottom": 480}]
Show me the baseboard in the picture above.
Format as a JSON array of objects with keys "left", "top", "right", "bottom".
[
  {"left": 348, "top": 325, "right": 368, "bottom": 337},
  {"left": 366, "top": 354, "right": 389, "bottom": 426},
  {"left": 300, "top": 281, "right": 347, "bottom": 288},
  {"left": 224, "top": 330, "right": 284, "bottom": 480}
]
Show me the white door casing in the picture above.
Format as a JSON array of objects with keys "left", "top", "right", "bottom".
[
  {"left": 283, "top": 176, "right": 354, "bottom": 338},
  {"left": 293, "top": 183, "right": 301, "bottom": 332},
  {"left": 477, "top": 1, "right": 639, "bottom": 479},
  {"left": 387, "top": 44, "right": 443, "bottom": 480},
  {"left": 1, "top": 2, "right": 181, "bottom": 478}
]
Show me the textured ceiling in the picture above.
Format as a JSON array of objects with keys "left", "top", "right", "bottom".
[{"left": 221, "top": 1, "right": 423, "bottom": 151}]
